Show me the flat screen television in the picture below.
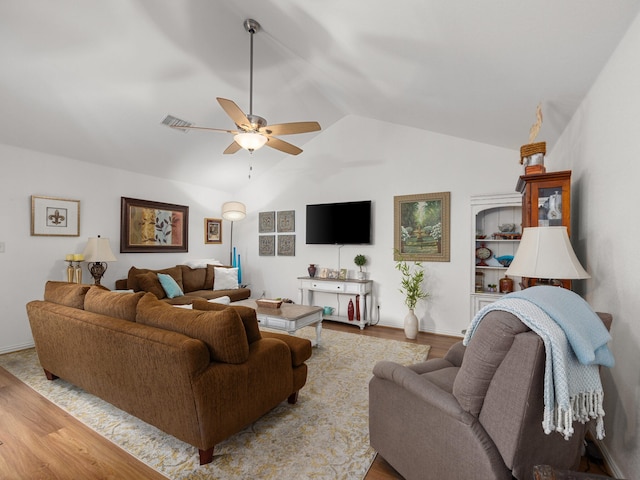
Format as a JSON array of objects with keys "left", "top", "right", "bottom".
[{"left": 306, "top": 200, "right": 372, "bottom": 245}]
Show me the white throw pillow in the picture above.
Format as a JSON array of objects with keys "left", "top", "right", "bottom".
[
  {"left": 184, "top": 258, "right": 224, "bottom": 269},
  {"left": 213, "top": 267, "right": 239, "bottom": 291},
  {"left": 208, "top": 296, "right": 231, "bottom": 305}
]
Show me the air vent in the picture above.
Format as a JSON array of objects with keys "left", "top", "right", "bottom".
[{"left": 161, "top": 115, "right": 193, "bottom": 133}]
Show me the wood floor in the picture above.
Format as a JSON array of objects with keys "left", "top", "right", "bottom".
[{"left": 0, "top": 323, "right": 609, "bottom": 479}]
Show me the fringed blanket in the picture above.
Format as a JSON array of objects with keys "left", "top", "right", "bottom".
[{"left": 464, "top": 286, "right": 614, "bottom": 440}]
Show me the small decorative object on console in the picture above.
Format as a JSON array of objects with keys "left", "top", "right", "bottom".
[{"left": 256, "top": 299, "right": 283, "bottom": 309}]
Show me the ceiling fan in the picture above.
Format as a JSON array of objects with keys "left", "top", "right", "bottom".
[{"left": 162, "top": 19, "right": 321, "bottom": 156}]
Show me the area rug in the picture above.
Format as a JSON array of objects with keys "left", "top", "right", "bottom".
[{"left": 0, "top": 327, "right": 429, "bottom": 480}]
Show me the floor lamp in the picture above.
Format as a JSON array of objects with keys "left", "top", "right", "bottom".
[{"left": 221, "top": 201, "right": 247, "bottom": 265}]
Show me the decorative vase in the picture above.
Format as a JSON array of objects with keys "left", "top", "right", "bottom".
[
  {"left": 74, "top": 264, "right": 82, "bottom": 284},
  {"left": 355, "top": 294, "right": 361, "bottom": 321},
  {"left": 347, "top": 299, "right": 355, "bottom": 321},
  {"left": 404, "top": 309, "right": 419, "bottom": 340},
  {"left": 237, "top": 254, "right": 242, "bottom": 284},
  {"left": 308, "top": 264, "right": 316, "bottom": 278},
  {"left": 66, "top": 262, "right": 75, "bottom": 283},
  {"left": 499, "top": 275, "right": 513, "bottom": 294},
  {"left": 357, "top": 270, "right": 365, "bottom": 280}
]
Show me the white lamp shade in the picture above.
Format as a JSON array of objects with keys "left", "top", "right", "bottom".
[
  {"left": 83, "top": 236, "right": 117, "bottom": 262},
  {"left": 221, "top": 201, "right": 247, "bottom": 221},
  {"left": 234, "top": 132, "right": 268, "bottom": 151},
  {"left": 506, "top": 227, "right": 590, "bottom": 280}
]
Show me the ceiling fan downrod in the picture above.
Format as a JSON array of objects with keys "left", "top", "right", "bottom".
[{"left": 244, "top": 19, "right": 260, "bottom": 118}]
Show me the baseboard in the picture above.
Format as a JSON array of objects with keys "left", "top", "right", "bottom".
[
  {"left": 588, "top": 424, "right": 624, "bottom": 478},
  {"left": 0, "top": 341, "right": 34, "bottom": 356}
]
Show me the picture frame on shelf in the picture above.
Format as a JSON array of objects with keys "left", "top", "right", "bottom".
[
  {"left": 204, "top": 218, "right": 222, "bottom": 244},
  {"left": 394, "top": 191, "right": 450, "bottom": 262},
  {"left": 318, "top": 268, "right": 328, "bottom": 279},
  {"left": 31, "top": 195, "right": 80, "bottom": 237},
  {"left": 120, "top": 197, "right": 189, "bottom": 253}
]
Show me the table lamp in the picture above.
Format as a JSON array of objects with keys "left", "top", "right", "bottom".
[
  {"left": 506, "top": 226, "right": 590, "bottom": 287},
  {"left": 83, "top": 235, "right": 117, "bottom": 285}
]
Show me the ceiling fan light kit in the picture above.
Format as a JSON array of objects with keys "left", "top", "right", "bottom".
[{"left": 163, "top": 18, "right": 320, "bottom": 156}]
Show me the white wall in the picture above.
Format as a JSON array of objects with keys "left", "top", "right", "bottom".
[
  {"left": 0, "top": 143, "right": 231, "bottom": 354},
  {"left": 234, "top": 115, "right": 522, "bottom": 336},
  {"left": 549, "top": 11, "right": 640, "bottom": 479}
]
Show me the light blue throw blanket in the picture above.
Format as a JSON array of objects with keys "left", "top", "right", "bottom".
[{"left": 464, "top": 286, "right": 614, "bottom": 440}]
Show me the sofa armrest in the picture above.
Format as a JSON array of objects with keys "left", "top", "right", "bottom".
[
  {"left": 260, "top": 331, "right": 312, "bottom": 367},
  {"left": 443, "top": 341, "right": 466, "bottom": 367},
  {"left": 372, "top": 360, "right": 474, "bottom": 424}
]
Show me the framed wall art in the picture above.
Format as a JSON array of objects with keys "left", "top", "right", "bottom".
[
  {"left": 31, "top": 195, "right": 80, "bottom": 236},
  {"left": 259, "top": 211, "right": 275, "bottom": 233},
  {"left": 277, "top": 210, "right": 295, "bottom": 232},
  {"left": 120, "top": 197, "right": 189, "bottom": 253},
  {"left": 204, "top": 218, "right": 222, "bottom": 244},
  {"left": 394, "top": 192, "right": 450, "bottom": 262},
  {"left": 277, "top": 234, "right": 296, "bottom": 256},
  {"left": 259, "top": 235, "right": 275, "bottom": 256}
]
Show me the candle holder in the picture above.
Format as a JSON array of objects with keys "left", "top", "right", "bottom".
[
  {"left": 74, "top": 263, "right": 83, "bottom": 284},
  {"left": 66, "top": 260, "right": 75, "bottom": 283}
]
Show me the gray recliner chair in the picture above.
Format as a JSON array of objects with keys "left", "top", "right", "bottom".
[{"left": 369, "top": 310, "right": 612, "bottom": 480}]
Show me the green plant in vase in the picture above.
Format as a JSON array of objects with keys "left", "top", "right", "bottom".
[
  {"left": 395, "top": 255, "right": 429, "bottom": 339},
  {"left": 354, "top": 254, "right": 367, "bottom": 280}
]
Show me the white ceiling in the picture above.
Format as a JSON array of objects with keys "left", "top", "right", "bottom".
[{"left": 2, "top": 1, "right": 639, "bottom": 192}]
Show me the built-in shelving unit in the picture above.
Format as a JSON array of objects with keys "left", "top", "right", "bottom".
[{"left": 471, "top": 193, "right": 522, "bottom": 317}]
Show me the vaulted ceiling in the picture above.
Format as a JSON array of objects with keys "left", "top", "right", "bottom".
[{"left": 2, "top": 1, "right": 639, "bottom": 191}]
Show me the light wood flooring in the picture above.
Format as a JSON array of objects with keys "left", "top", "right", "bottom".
[{"left": 0, "top": 322, "right": 609, "bottom": 479}]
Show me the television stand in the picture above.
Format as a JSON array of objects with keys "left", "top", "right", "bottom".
[{"left": 298, "top": 277, "right": 373, "bottom": 329}]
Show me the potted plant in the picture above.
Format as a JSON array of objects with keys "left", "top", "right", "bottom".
[
  {"left": 395, "top": 256, "right": 429, "bottom": 339},
  {"left": 354, "top": 254, "right": 367, "bottom": 280}
]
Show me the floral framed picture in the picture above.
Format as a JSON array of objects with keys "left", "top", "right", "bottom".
[
  {"left": 204, "top": 218, "right": 222, "bottom": 244},
  {"left": 277, "top": 210, "right": 295, "bottom": 232},
  {"left": 31, "top": 195, "right": 80, "bottom": 236},
  {"left": 259, "top": 211, "right": 275, "bottom": 233},
  {"left": 277, "top": 234, "right": 296, "bottom": 256},
  {"left": 259, "top": 235, "right": 275, "bottom": 256},
  {"left": 394, "top": 192, "right": 450, "bottom": 262},
  {"left": 120, "top": 197, "right": 189, "bottom": 253}
]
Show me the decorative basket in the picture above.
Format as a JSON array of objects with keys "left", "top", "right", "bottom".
[{"left": 256, "top": 299, "right": 283, "bottom": 309}]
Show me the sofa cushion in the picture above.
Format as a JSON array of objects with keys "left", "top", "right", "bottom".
[
  {"left": 84, "top": 287, "right": 145, "bottom": 322},
  {"left": 158, "top": 273, "right": 184, "bottom": 299},
  {"left": 136, "top": 272, "right": 166, "bottom": 299},
  {"left": 127, "top": 266, "right": 184, "bottom": 292},
  {"left": 213, "top": 267, "right": 238, "bottom": 290},
  {"left": 44, "top": 281, "right": 92, "bottom": 309},
  {"left": 192, "top": 299, "right": 261, "bottom": 344},
  {"left": 179, "top": 265, "right": 206, "bottom": 293},
  {"left": 453, "top": 310, "right": 529, "bottom": 416},
  {"left": 136, "top": 293, "right": 249, "bottom": 364}
]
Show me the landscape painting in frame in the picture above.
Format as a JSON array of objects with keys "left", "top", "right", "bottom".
[
  {"left": 394, "top": 192, "right": 450, "bottom": 262},
  {"left": 120, "top": 197, "right": 189, "bottom": 253}
]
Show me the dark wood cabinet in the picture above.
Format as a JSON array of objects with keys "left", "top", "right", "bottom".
[
  {"left": 516, "top": 170, "right": 571, "bottom": 235},
  {"left": 516, "top": 170, "right": 572, "bottom": 288}
]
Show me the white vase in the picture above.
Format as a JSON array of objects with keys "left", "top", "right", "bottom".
[{"left": 404, "top": 309, "right": 419, "bottom": 339}]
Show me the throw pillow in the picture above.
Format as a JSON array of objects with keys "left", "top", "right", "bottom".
[
  {"left": 43, "top": 281, "right": 91, "bottom": 309},
  {"left": 213, "top": 267, "right": 239, "bottom": 290},
  {"left": 85, "top": 287, "right": 145, "bottom": 322},
  {"left": 135, "top": 272, "right": 166, "bottom": 299},
  {"left": 136, "top": 293, "right": 249, "bottom": 364},
  {"left": 192, "top": 299, "right": 261, "bottom": 344},
  {"left": 127, "top": 266, "right": 184, "bottom": 292},
  {"left": 157, "top": 273, "right": 184, "bottom": 298}
]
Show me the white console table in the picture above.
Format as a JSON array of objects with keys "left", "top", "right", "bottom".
[{"left": 298, "top": 277, "right": 373, "bottom": 330}]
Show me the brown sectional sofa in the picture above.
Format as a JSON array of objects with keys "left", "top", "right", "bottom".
[
  {"left": 114, "top": 264, "right": 250, "bottom": 305},
  {"left": 26, "top": 281, "right": 312, "bottom": 465}
]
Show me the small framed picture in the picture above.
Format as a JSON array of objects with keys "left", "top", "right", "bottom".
[
  {"left": 339, "top": 268, "right": 347, "bottom": 280},
  {"left": 277, "top": 234, "right": 296, "bottom": 256},
  {"left": 31, "top": 195, "right": 80, "bottom": 236},
  {"left": 328, "top": 269, "right": 340, "bottom": 279},
  {"left": 259, "top": 211, "right": 275, "bottom": 233},
  {"left": 319, "top": 268, "right": 328, "bottom": 279},
  {"left": 204, "top": 218, "right": 222, "bottom": 244},
  {"left": 259, "top": 235, "right": 275, "bottom": 256}
]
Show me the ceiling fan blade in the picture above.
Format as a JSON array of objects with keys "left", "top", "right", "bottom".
[
  {"left": 265, "top": 136, "right": 303, "bottom": 155},
  {"left": 260, "top": 121, "right": 321, "bottom": 136},
  {"left": 173, "top": 125, "right": 238, "bottom": 134},
  {"left": 217, "top": 97, "right": 252, "bottom": 130},
  {"left": 223, "top": 141, "right": 242, "bottom": 155}
]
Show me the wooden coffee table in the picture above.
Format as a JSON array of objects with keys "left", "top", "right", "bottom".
[{"left": 233, "top": 300, "right": 323, "bottom": 346}]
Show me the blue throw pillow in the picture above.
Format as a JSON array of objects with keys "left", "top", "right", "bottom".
[{"left": 157, "top": 273, "right": 184, "bottom": 299}]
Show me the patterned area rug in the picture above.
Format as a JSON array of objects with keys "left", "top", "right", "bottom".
[{"left": 0, "top": 327, "right": 429, "bottom": 480}]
